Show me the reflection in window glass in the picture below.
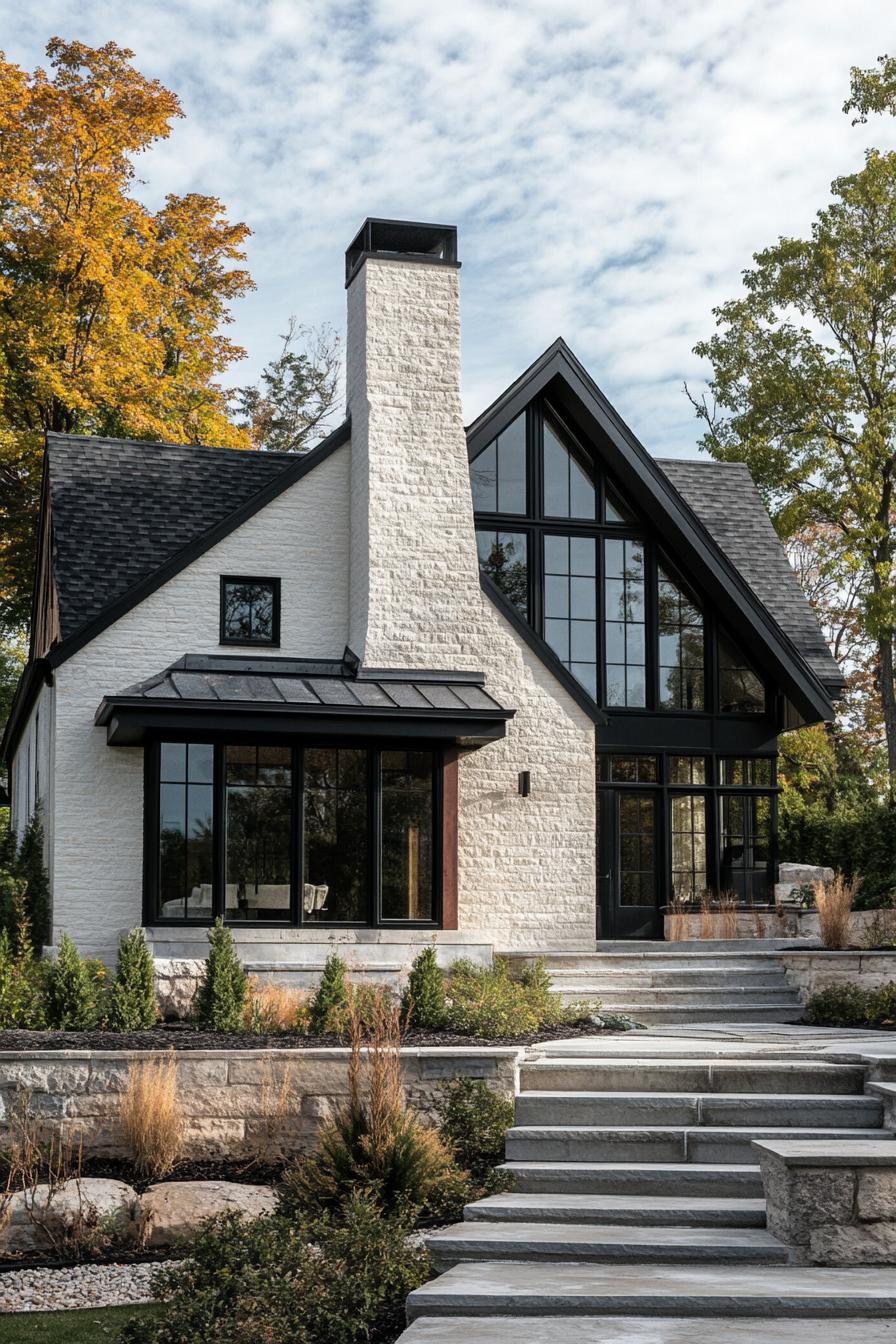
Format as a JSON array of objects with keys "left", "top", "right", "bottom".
[
  {"left": 720, "top": 793, "right": 773, "bottom": 902},
  {"left": 476, "top": 530, "right": 528, "bottom": 616},
  {"left": 221, "top": 579, "right": 277, "bottom": 644},
  {"left": 618, "top": 793, "right": 656, "bottom": 905},
  {"left": 604, "top": 491, "right": 630, "bottom": 524},
  {"left": 719, "top": 636, "right": 765, "bottom": 713},
  {"left": 158, "top": 744, "right": 214, "bottom": 920},
  {"left": 671, "top": 794, "right": 707, "bottom": 900},
  {"left": 721, "top": 758, "right": 773, "bottom": 787},
  {"left": 381, "top": 751, "right": 434, "bottom": 921},
  {"left": 603, "top": 754, "right": 658, "bottom": 783},
  {"left": 604, "top": 538, "right": 646, "bottom": 707},
  {"left": 543, "top": 534, "right": 597, "bottom": 698},
  {"left": 658, "top": 568, "right": 705, "bottom": 710},
  {"left": 543, "top": 418, "right": 596, "bottom": 520},
  {"left": 225, "top": 746, "right": 291, "bottom": 921},
  {"left": 470, "top": 414, "right": 526, "bottom": 514},
  {"left": 668, "top": 756, "right": 707, "bottom": 785},
  {"left": 303, "top": 748, "right": 368, "bottom": 922}
]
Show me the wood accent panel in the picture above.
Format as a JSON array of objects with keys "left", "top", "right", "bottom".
[{"left": 441, "top": 748, "right": 459, "bottom": 929}]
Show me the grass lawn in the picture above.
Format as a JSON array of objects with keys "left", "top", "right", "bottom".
[{"left": 0, "top": 1303, "right": 162, "bottom": 1342}]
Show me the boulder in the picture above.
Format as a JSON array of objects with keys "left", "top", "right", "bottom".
[
  {"left": 0, "top": 1178, "right": 138, "bottom": 1253},
  {"left": 139, "top": 1180, "right": 278, "bottom": 1248},
  {"left": 778, "top": 862, "right": 835, "bottom": 888},
  {"left": 153, "top": 958, "right": 203, "bottom": 1020}
]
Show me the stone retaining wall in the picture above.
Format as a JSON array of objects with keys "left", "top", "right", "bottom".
[
  {"left": 781, "top": 951, "right": 896, "bottom": 1000},
  {"left": 0, "top": 1047, "right": 523, "bottom": 1162}
]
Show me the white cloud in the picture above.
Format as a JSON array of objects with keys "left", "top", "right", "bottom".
[{"left": 3, "top": 0, "right": 893, "bottom": 455}]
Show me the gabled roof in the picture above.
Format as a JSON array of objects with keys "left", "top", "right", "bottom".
[
  {"left": 466, "top": 338, "right": 841, "bottom": 724},
  {"left": 42, "top": 420, "right": 350, "bottom": 661},
  {"left": 95, "top": 654, "right": 513, "bottom": 747}
]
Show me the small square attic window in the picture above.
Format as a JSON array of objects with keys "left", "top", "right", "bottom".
[{"left": 220, "top": 576, "right": 281, "bottom": 646}]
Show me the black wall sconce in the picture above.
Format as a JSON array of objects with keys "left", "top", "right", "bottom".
[{"left": 518, "top": 770, "right": 531, "bottom": 797}]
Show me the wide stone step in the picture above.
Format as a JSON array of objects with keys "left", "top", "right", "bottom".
[
  {"left": 519, "top": 1060, "right": 867, "bottom": 1094},
  {"left": 550, "top": 968, "right": 792, "bottom": 987},
  {"left": 399, "top": 1315, "right": 896, "bottom": 1342},
  {"left": 464, "top": 1192, "right": 768, "bottom": 1228},
  {"left": 425, "top": 1222, "right": 789, "bottom": 1271},
  {"left": 573, "top": 987, "right": 799, "bottom": 1006},
  {"left": 405, "top": 1262, "right": 896, "bottom": 1320},
  {"left": 505, "top": 1125, "right": 891, "bottom": 1164},
  {"left": 514, "top": 1092, "right": 884, "bottom": 1129},
  {"left": 500, "top": 1162, "right": 764, "bottom": 1197},
  {"left": 601, "top": 1004, "right": 801, "bottom": 1025}
]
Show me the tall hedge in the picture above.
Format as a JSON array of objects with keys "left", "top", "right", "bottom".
[{"left": 778, "top": 793, "right": 896, "bottom": 905}]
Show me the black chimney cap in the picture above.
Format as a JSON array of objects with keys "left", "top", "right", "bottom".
[{"left": 345, "top": 218, "right": 458, "bottom": 287}]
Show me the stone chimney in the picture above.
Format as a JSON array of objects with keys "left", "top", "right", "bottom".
[{"left": 345, "top": 219, "right": 483, "bottom": 669}]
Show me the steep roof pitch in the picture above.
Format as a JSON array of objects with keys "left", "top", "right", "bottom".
[{"left": 657, "top": 459, "right": 842, "bottom": 693}]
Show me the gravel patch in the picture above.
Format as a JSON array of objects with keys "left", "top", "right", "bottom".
[{"left": 0, "top": 1261, "right": 167, "bottom": 1312}]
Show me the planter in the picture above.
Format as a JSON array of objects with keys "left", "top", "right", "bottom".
[{"left": 663, "top": 907, "right": 783, "bottom": 941}]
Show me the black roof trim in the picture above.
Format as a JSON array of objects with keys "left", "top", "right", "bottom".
[
  {"left": 44, "top": 418, "right": 350, "bottom": 671},
  {"left": 478, "top": 570, "right": 606, "bottom": 726},
  {"left": 466, "top": 338, "right": 836, "bottom": 726}
]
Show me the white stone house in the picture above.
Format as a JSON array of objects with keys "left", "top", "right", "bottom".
[{"left": 2, "top": 220, "right": 843, "bottom": 973}]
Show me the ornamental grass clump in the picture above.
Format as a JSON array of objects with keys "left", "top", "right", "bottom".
[
  {"left": 402, "top": 946, "right": 447, "bottom": 1029},
  {"left": 109, "top": 928, "right": 157, "bottom": 1030},
  {"left": 814, "top": 872, "right": 860, "bottom": 951},
  {"left": 243, "top": 978, "right": 310, "bottom": 1034},
  {"left": 120, "top": 1053, "right": 183, "bottom": 1179},
  {"left": 282, "top": 994, "right": 453, "bottom": 1217},
  {"left": 192, "top": 919, "right": 248, "bottom": 1031}
]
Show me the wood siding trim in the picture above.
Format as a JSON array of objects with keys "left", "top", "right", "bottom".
[{"left": 441, "top": 747, "right": 459, "bottom": 929}]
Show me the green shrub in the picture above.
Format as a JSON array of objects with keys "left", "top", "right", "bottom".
[
  {"left": 436, "top": 1077, "right": 514, "bottom": 1182},
  {"left": 0, "top": 928, "right": 48, "bottom": 1028},
  {"left": 402, "top": 946, "right": 447, "bottom": 1029},
  {"left": 309, "top": 953, "right": 349, "bottom": 1035},
  {"left": 109, "top": 928, "right": 157, "bottom": 1031},
  {"left": 45, "top": 932, "right": 103, "bottom": 1030},
  {"left": 866, "top": 981, "right": 896, "bottom": 1027},
  {"left": 15, "top": 808, "right": 51, "bottom": 949},
  {"left": 804, "top": 981, "right": 872, "bottom": 1027},
  {"left": 779, "top": 793, "right": 896, "bottom": 907},
  {"left": 118, "top": 1195, "right": 429, "bottom": 1344},
  {"left": 192, "top": 919, "right": 248, "bottom": 1032},
  {"left": 443, "top": 956, "right": 577, "bottom": 1037}
]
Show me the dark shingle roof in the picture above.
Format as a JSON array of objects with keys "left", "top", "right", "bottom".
[
  {"left": 656, "top": 458, "right": 843, "bottom": 692},
  {"left": 47, "top": 434, "right": 303, "bottom": 640}
]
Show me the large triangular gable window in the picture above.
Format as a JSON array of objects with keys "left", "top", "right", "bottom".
[{"left": 469, "top": 400, "right": 762, "bottom": 717}]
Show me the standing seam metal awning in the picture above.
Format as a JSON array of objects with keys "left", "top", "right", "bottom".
[{"left": 94, "top": 655, "right": 515, "bottom": 747}]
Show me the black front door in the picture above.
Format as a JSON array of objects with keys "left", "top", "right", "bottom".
[{"left": 598, "top": 788, "right": 661, "bottom": 939}]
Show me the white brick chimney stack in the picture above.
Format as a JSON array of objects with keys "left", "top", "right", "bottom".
[{"left": 344, "top": 219, "right": 483, "bottom": 669}]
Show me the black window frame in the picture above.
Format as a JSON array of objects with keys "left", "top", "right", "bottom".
[
  {"left": 143, "top": 736, "right": 443, "bottom": 930},
  {"left": 470, "top": 399, "right": 775, "bottom": 720},
  {"left": 219, "top": 576, "right": 282, "bottom": 648}
]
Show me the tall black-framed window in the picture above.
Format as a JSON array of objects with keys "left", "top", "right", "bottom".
[
  {"left": 470, "top": 399, "right": 771, "bottom": 717},
  {"left": 146, "top": 740, "right": 442, "bottom": 927},
  {"left": 220, "top": 576, "right": 281, "bottom": 647}
]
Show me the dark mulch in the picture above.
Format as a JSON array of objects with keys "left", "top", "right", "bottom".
[
  {"left": 78, "top": 1156, "right": 285, "bottom": 1193},
  {"left": 0, "top": 1020, "right": 613, "bottom": 1052}
]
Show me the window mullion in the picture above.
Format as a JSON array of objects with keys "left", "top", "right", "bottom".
[
  {"left": 370, "top": 749, "right": 381, "bottom": 926},
  {"left": 213, "top": 743, "right": 225, "bottom": 923}
]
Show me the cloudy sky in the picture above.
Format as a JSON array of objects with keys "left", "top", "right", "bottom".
[{"left": 5, "top": 1, "right": 896, "bottom": 457}]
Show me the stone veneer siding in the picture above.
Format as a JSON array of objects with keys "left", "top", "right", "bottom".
[
  {"left": 0, "top": 1047, "right": 523, "bottom": 1161},
  {"left": 781, "top": 951, "right": 896, "bottom": 1000},
  {"left": 346, "top": 256, "right": 598, "bottom": 949}
]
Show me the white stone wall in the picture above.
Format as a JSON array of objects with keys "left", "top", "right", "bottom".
[
  {"left": 50, "top": 447, "right": 351, "bottom": 961},
  {"left": 346, "top": 256, "right": 597, "bottom": 950}
]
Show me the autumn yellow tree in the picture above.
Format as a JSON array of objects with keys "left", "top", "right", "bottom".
[{"left": 0, "top": 38, "right": 253, "bottom": 632}]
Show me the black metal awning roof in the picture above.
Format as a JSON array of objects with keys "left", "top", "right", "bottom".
[{"left": 94, "top": 655, "right": 514, "bottom": 747}]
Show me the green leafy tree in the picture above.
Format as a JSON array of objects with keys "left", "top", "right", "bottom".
[
  {"left": 231, "top": 319, "right": 340, "bottom": 452},
  {"left": 689, "top": 99, "right": 896, "bottom": 786},
  {"left": 45, "top": 931, "right": 100, "bottom": 1029},
  {"left": 192, "top": 918, "right": 247, "bottom": 1032},
  {"left": 109, "top": 928, "right": 157, "bottom": 1030},
  {"left": 401, "top": 946, "right": 447, "bottom": 1029},
  {"left": 309, "top": 954, "right": 349, "bottom": 1035}
]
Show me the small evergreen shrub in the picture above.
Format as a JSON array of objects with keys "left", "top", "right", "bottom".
[
  {"left": 192, "top": 919, "right": 248, "bottom": 1032},
  {"left": 402, "top": 946, "right": 447, "bottom": 1029},
  {"left": 118, "top": 1195, "right": 429, "bottom": 1344},
  {"left": 15, "top": 809, "right": 52, "bottom": 950},
  {"left": 0, "top": 928, "right": 48, "bottom": 1029},
  {"left": 309, "top": 953, "right": 349, "bottom": 1035},
  {"left": 804, "top": 982, "right": 872, "bottom": 1027},
  {"left": 109, "top": 928, "right": 157, "bottom": 1031},
  {"left": 443, "top": 956, "right": 580, "bottom": 1037},
  {"left": 437, "top": 1077, "right": 514, "bottom": 1182},
  {"left": 45, "top": 933, "right": 103, "bottom": 1029},
  {"left": 865, "top": 981, "right": 896, "bottom": 1027}
]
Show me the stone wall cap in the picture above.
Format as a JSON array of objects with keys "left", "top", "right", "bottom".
[
  {"left": 866, "top": 1082, "right": 896, "bottom": 1099},
  {"left": 752, "top": 1138, "right": 896, "bottom": 1166},
  {"left": 0, "top": 1044, "right": 527, "bottom": 1064}
]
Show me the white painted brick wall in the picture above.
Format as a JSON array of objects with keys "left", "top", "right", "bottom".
[
  {"left": 50, "top": 447, "right": 351, "bottom": 961},
  {"left": 347, "top": 257, "right": 597, "bottom": 950}
]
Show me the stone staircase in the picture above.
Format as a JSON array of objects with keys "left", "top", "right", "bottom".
[
  {"left": 506, "top": 943, "right": 804, "bottom": 1025},
  {"left": 399, "top": 1038, "right": 896, "bottom": 1341}
]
